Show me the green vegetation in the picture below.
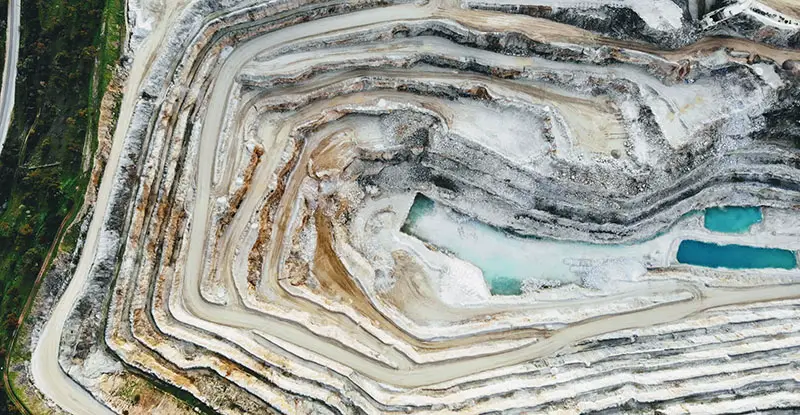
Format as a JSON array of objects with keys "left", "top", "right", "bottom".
[
  {"left": 0, "top": 0, "right": 7, "bottom": 69},
  {"left": 0, "top": 0, "right": 125, "bottom": 412},
  {"left": 87, "top": 0, "right": 125, "bottom": 159}
]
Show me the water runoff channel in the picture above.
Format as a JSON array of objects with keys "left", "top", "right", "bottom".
[{"left": 401, "top": 195, "right": 798, "bottom": 295}]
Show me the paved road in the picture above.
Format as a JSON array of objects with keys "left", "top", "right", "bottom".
[{"left": 0, "top": 0, "right": 19, "bottom": 157}]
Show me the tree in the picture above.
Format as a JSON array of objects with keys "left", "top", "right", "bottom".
[
  {"left": 17, "top": 224, "right": 33, "bottom": 237},
  {"left": 0, "top": 222, "right": 11, "bottom": 238},
  {"left": 4, "top": 313, "right": 18, "bottom": 331}
]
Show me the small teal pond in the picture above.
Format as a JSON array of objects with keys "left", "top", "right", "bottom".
[
  {"left": 676, "top": 240, "right": 797, "bottom": 269},
  {"left": 488, "top": 277, "right": 523, "bottom": 296},
  {"left": 704, "top": 206, "right": 762, "bottom": 233}
]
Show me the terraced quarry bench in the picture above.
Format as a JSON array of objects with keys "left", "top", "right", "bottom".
[{"left": 14, "top": 0, "right": 800, "bottom": 413}]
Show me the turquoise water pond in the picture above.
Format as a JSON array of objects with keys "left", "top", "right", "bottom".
[
  {"left": 402, "top": 195, "right": 533, "bottom": 295},
  {"left": 704, "top": 206, "right": 762, "bottom": 233},
  {"left": 676, "top": 240, "right": 797, "bottom": 269},
  {"left": 402, "top": 194, "right": 631, "bottom": 296},
  {"left": 402, "top": 196, "right": 797, "bottom": 295},
  {"left": 488, "top": 277, "right": 523, "bottom": 296}
]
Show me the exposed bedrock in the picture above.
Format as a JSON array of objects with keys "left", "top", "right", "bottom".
[
  {"left": 705, "top": 13, "right": 800, "bottom": 50},
  {"left": 465, "top": 3, "right": 697, "bottom": 49}
]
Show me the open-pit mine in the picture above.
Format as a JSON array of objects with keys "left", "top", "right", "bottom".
[{"left": 11, "top": 0, "right": 800, "bottom": 413}]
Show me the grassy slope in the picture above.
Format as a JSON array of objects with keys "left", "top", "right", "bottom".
[{"left": 0, "top": 0, "right": 124, "bottom": 412}]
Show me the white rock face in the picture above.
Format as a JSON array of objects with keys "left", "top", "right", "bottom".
[
  {"left": 633, "top": 0, "right": 685, "bottom": 30},
  {"left": 464, "top": 0, "right": 685, "bottom": 30}
]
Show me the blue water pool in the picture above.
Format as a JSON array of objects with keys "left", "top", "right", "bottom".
[
  {"left": 704, "top": 206, "right": 762, "bottom": 233},
  {"left": 401, "top": 195, "right": 558, "bottom": 295},
  {"left": 487, "top": 277, "right": 523, "bottom": 296},
  {"left": 676, "top": 240, "right": 797, "bottom": 269}
]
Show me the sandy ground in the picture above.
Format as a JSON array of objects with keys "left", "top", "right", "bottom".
[{"left": 761, "top": 0, "right": 800, "bottom": 19}]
